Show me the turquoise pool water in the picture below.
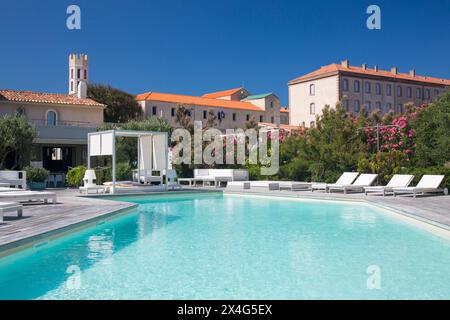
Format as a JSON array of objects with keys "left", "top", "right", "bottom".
[{"left": 0, "top": 193, "right": 449, "bottom": 299}]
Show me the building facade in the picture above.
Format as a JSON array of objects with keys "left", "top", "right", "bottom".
[
  {"left": 288, "top": 60, "right": 450, "bottom": 127},
  {"left": 136, "top": 88, "right": 281, "bottom": 130},
  {"left": 0, "top": 54, "right": 105, "bottom": 173}
]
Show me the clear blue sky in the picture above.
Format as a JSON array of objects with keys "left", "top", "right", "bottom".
[{"left": 1, "top": 0, "right": 449, "bottom": 105}]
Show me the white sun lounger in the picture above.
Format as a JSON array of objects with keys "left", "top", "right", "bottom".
[
  {"left": 249, "top": 181, "right": 280, "bottom": 191},
  {"left": 0, "top": 202, "right": 23, "bottom": 223},
  {"left": 226, "top": 181, "right": 251, "bottom": 190},
  {"left": 392, "top": 175, "right": 447, "bottom": 198},
  {"left": 328, "top": 173, "right": 378, "bottom": 194},
  {"left": 0, "top": 191, "right": 57, "bottom": 203},
  {"left": 311, "top": 172, "right": 359, "bottom": 192},
  {"left": 277, "top": 181, "right": 312, "bottom": 191},
  {"left": 364, "top": 174, "right": 414, "bottom": 196}
]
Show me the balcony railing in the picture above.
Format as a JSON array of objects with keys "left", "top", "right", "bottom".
[{"left": 28, "top": 119, "right": 94, "bottom": 128}]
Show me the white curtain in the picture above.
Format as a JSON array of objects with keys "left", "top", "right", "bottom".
[
  {"left": 139, "top": 136, "right": 153, "bottom": 173},
  {"left": 152, "top": 134, "right": 167, "bottom": 171}
]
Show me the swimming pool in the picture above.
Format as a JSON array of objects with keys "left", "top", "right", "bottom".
[{"left": 0, "top": 193, "right": 449, "bottom": 299}]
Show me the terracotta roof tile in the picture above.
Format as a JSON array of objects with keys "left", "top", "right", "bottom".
[
  {"left": 136, "top": 91, "right": 264, "bottom": 111},
  {"left": 288, "top": 63, "right": 450, "bottom": 86},
  {"left": 0, "top": 89, "right": 105, "bottom": 107},
  {"left": 202, "top": 87, "right": 243, "bottom": 98}
]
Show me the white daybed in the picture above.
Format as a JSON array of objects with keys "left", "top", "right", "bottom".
[
  {"left": 0, "top": 171, "right": 26, "bottom": 189},
  {"left": 249, "top": 181, "right": 280, "bottom": 191},
  {"left": 311, "top": 172, "right": 359, "bottom": 192},
  {"left": 364, "top": 174, "right": 414, "bottom": 196},
  {"left": 328, "top": 174, "right": 378, "bottom": 194},
  {"left": 226, "top": 181, "right": 251, "bottom": 190},
  {"left": 0, "top": 202, "right": 23, "bottom": 223},
  {"left": 392, "top": 175, "right": 447, "bottom": 198}
]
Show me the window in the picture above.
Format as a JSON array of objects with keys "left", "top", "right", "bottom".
[
  {"left": 310, "top": 121, "right": 315, "bottom": 128},
  {"left": 416, "top": 88, "right": 421, "bottom": 99},
  {"left": 365, "top": 82, "right": 371, "bottom": 94},
  {"left": 77, "top": 68, "right": 80, "bottom": 79},
  {"left": 84, "top": 70, "right": 87, "bottom": 80},
  {"left": 152, "top": 106, "right": 157, "bottom": 115},
  {"left": 354, "top": 80, "right": 360, "bottom": 93},
  {"left": 343, "top": 99, "right": 349, "bottom": 112},
  {"left": 203, "top": 110, "right": 207, "bottom": 119},
  {"left": 51, "top": 148, "right": 63, "bottom": 161},
  {"left": 309, "top": 84, "right": 315, "bottom": 96},
  {"left": 397, "top": 85, "right": 402, "bottom": 97},
  {"left": 375, "top": 83, "right": 381, "bottom": 95},
  {"left": 71, "top": 69, "right": 74, "bottom": 79},
  {"left": 354, "top": 100, "right": 360, "bottom": 113},
  {"left": 232, "top": 113, "right": 237, "bottom": 121},
  {"left": 425, "top": 89, "right": 430, "bottom": 99},
  {"left": 342, "top": 79, "right": 349, "bottom": 91},
  {"left": 301, "top": 121, "right": 306, "bottom": 127},
  {"left": 15, "top": 107, "right": 25, "bottom": 116},
  {"left": 397, "top": 104, "right": 403, "bottom": 114},
  {"left": 366, "top": 101, "right": 371, "bottom": 111},
  {"left": 270, "top": 101, "right": 274, "bottom": 109},
  {"left": 70, "top": 82, "right": 73, "bottom": 92},
  {"left": 246, "top": 114, "right": 250, "bottom": 121},
  {"left": 171, "top": 108, "right": 175, "bottom": 117},
  {"left": 386, "top": 103, "right": 392, "bottom": 112},
  {"left": 375, "top": 102, "right": 381, "bottom": 110},
  {"left": 259, "top": 115, "right": 264, "bottom": 122},
  {"left": 434, "top": 89, "right": 439, "bottom": 97},
  {"left": 46, "top": 110, "right": 57, "bottom": 126},
  {"left": 386, "top": 84, "right": 392, "bottom": 96},
  {"left": 271, "top": 116, "right": 274, "bottom": 123},
  {"left": 309, "top": 103, "right": 315, "bottom": 115}
]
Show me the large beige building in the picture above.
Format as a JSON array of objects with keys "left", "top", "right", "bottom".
[
  {"left": 136, "top": 87, "right": 281, "bottom": 130},
  {"left": 0, "top": 54, "right": 105, "bottom": 173},
  {"left": 288, "top": 60, "right": 450, "bottom": 127}
]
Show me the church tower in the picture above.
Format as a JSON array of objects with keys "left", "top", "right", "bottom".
[{"left": 69, "top": 53, "right": 88, "bottom": 98}]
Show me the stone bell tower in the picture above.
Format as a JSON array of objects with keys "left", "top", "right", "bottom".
[{"left": 69, "top": 53, "right": 88, "bottom": 98}]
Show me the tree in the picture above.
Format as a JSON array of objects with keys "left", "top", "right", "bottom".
[
  {"left": 175, "top": 105, "right": 193, "bottom": 131},
  {"left": 413, "top": 90, "right": 450, "bottom": 167},
  {"left": 0, "top": 115, "right": 37, "bottom": 169},
  {"left": 87, "top": 83, "right": 142, "bottom": 123}
]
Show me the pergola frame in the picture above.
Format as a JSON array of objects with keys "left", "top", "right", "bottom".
[{"left": 87, "top": 130, "right": 169, "bottom": 194}]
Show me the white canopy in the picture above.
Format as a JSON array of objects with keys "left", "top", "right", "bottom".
[{"left": 87, "top": 130, "right": 169, "bottom": 193}]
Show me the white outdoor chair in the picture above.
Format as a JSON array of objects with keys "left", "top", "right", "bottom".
[
  {"left": 311, "top": 172, "right": 359, "bottom": 192},
  {"left": 328, "top": 173, "right": 378, "bottom": 194},
  {"left": 364, "top": 174, "right": 414, "bottom": 196},
  {"left": 392, "top": 175, "right": 447, "bottom": 198}
]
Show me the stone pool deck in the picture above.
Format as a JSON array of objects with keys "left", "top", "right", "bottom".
[{"left": 0, "top": 187, "right": 449, "bottom": 256}]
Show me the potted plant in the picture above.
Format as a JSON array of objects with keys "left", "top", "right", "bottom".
[{"left": 25, "top": 166, "right": 49, "bottom": 190}]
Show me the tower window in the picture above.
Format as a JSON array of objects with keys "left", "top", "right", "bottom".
[
  {"left": 71, "top": 69, "right": 74, "bottom": 79},
  {"left": 77, "top": 69, "right": 81, "bottom": 79},
  {"left": 84, "top": 70, "right": 87, "bottom": 79}
]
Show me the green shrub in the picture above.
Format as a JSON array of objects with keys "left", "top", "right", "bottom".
[
  {"left": 116, "top": 162, "right": 133, "bottom": 181},
  {"left": 400, "top": 166, "right": 450, "bottom": 189},
  {"left": 357, "top": 150, "right": 408, "bottom": 185},
  {"left": 24, "top": 166, "right": 49, "bottom": 182},
  {"left": 66, "top": 166, "right": 86, "bottom": 187},
  {"left": 95, "top": 167, "right": 112, "bottom": 185}
]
